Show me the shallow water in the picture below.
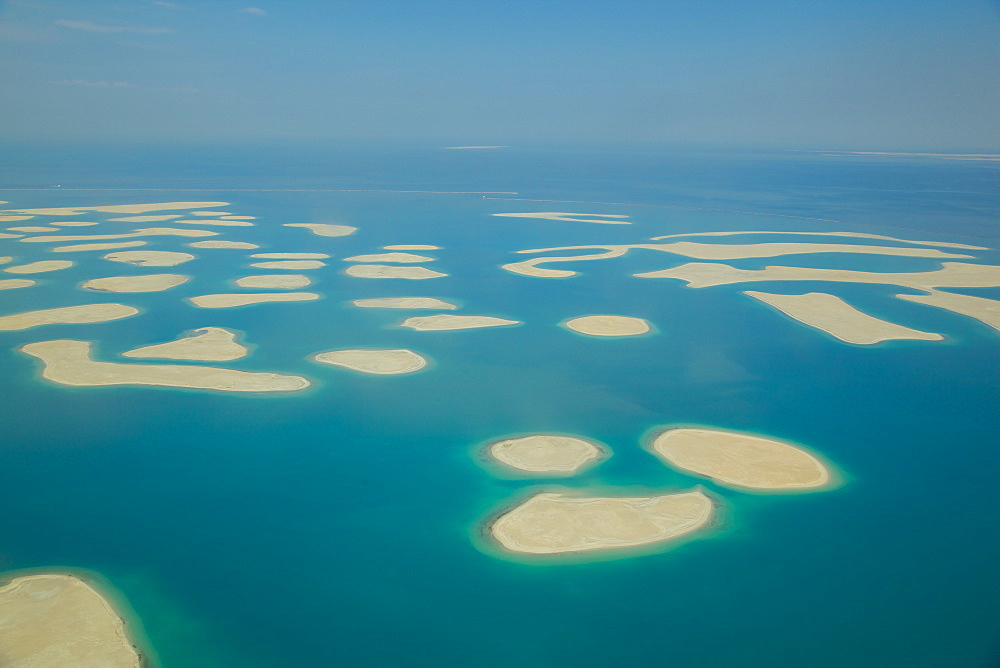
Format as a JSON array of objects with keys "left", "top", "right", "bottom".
[{"left": 0, "top": 144, "right": 998, "bottom": 667}]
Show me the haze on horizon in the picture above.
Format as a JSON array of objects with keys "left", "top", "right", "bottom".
[{"left": 0, "top": 0, "right": 997, "bottom": 151}]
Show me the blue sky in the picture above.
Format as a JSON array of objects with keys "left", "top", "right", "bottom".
[{"left": 1, "top": 0, "right": 997, "bottom": 149}]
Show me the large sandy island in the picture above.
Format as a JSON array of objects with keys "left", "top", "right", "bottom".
[
  {"left": 250, "top": 253, "right": 330, "bottom": 259},
  {"left": 648, "top": 229, "right": 987, "bottom": 251},
  {"left": 343, "top": 252, "right": 435, "bottom": 263},
  {"left": 21, "top": 340, "right": 309, "bottom": 392},
  {"left": 82, "top": 274, "right": 189, "bottom": 293},
  {"left": 236, "top": 274, "right": 312, "bottom": 289},
  {"left": 188, "top": 292, "right": 319, "bottom": 308},
  {"left": 19, "top": 227, "right": 218, "bottom": 244},
  {"left": 249, "top": 260, "right": 326, "bottom": 270},
  {"left": 896, "top": 289, "right": 1000, "bottom": 332},
  {"left": 312, "top": 348, "right": 428, "bottom": 374},
  {"left": 493, "top": 212, "right": 632, "bottom": 225},
  {"left": 3, "top": 260, "right": 74, "bottom": 274},
  {"left": 0, "top": 573, "right": 142, "bottom": 667},
  {"left": 400, "top": 314, "right": 520, "bottom": 330},
  {"left": 345, "top": 264, "right": 446, "bottom": 279},
  {"left": 384, "top": 245, "right": 441, "bottom": 250},
  {"left": 123, "top": 327, "right": 248, "bottom": 361},
  {"left": 52, "top": 241, "right": 147, "bottom": 253},
  {"left": 489, "top": 490, "right": 713, "bottom": 555},
  {"left": 188, "top": 240, "right": 259, "bottom": 249},
  {"left": 284, "top": 223, "right": 357, "bottom": 237},
  {"left": 562, "top": 315, "right": 651, "bottom": 337},
  {"left": 745, "top": 291, "right": 943, "bottom": 344},
  {"left": 172, "top": 219, "right": 253, "bottom": 227},
  {"left": 0, "top": 304, "right": 139, "bottom": 331},
  {"left": 650, "top": 427, "right": 832, "bottom": 491},
  {"left": 487, "top": 435, "right": 608, "bottom": 475},
  {"left": 352, "top": 297, "right": 458, "bottom": 310},
  {"left": 0, "top": 279, "right": 36, "bottom": 290},
  {"left": 103, "top": 250, "right": 195, "bottom": 266}
]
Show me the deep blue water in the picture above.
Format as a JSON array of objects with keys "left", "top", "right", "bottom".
[{"left": 0, "top": 144, "right": 997, "bottom": 667}]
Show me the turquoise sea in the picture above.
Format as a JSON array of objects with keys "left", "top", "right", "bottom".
[{"left": 0, "top": 143, "right": 998, "bottom": 667}]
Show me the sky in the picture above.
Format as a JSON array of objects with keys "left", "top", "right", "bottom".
[{"left": 0, "top": 0, "right": 998, "bottom": 149}]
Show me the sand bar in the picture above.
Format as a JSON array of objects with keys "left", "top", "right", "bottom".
[
  {"left": 563, "top": 315, "right": 651, "bottom": 337},
  {"left": 189, "top": 240, "right": 259, "bottom": 249},
  {"left": 346, "top": 264, "right": 446, "bottom": 279},
  {"left": 0, "top": 279, "right": 36, "bottom": 290},
  {"left": 222, "top": 216, "right": 255, "bottom": 220},
  {"left": 637, "top": 261, "right": 1000, "bottom": 290},
  {"left": 53, "top": 221, "right": 99, "bottom": 227},
  {"left": 343, "top": 252, "right": 435, "bottom": 263},
  {"left": 312, "top": 348, "right": 428, "bottom": 374},
  {"left": 0, "top": 233, "right": 23, "bottom": 239},
  {"left": 249, "top": 260, "right": 326, "bottom": 270},
  {"left": 5, "top": 202, "right": 228, "bottom": 216},
  {"left": 284, "top": 223, "right": 357, "bottom": 237},
  {"left": 250, "top": 253, "right": 330, "bottom": 259},
  {"left": 53, "top": 241, "right": 148, "bottom": 253},
  {"left": 0, "top": 304, "right": 139, "bottom": 331},
  {"left": 191, "top": 211, "right": 231, "bottom": 216},
  {"left": 487, "top": 435, "right": 607, "bottom": 475},
  {"left": 123, "top": 327, "right": 248, "bottom": 361},
  {"left": 7, "top": 226, "right": 58, "bottom": 232},
  {"left": 384, "top": 245, "right": 441, "bottom": 250},
  {"left": 0, "top": 215, "right": 33, "bottom": 222},
  {"left": 21, "top": 340, "right": 309, "bottom": 392},
  {"left": 172, "top": 219, "right": 254, "bottom": 227},
  {"left": 493, "top": 212, "right": 631, "bottom": 225},
  {"left": 745, "top": 291, "right": 942, "bottom": 344},
  {"left": 82, "top": 274, "right": 189, "bottom": 293},
  {"left": 109, "top": 215, "right": 181, "bottom": 222},
  {"left": 897, "top": 289, "right": 1000, "bottom": 332},
  {"left": 0, "top": 257, "right": 10, "bottom": 264},
  {"left": 103, "top": 250, "right": 195, "bottom": 267},
  {"left": 188, "top": 292, "right": 319, "bottom": 308},
  {"left": 400, "top": 314, "right": 520, "bottom": 331},
  {"left": 651, "top": 427, "right": 832, "bottom": 491},
  {"left": 489, "top": 490, "right": 712, "bottom": 555},
  {"left": 19, "top": 227, "right": 218, "bottom": 243},
  {"left": 236, "top": 274, "right": 312, "bottom": 289},
  {"left": 3, "top": 260, "right": 74, "bottom": 274},
  {"left": 648, "top": 229, "right": 988, "bottom": 251},
  {"left": 0, "top": 573, "right": 141, "bottom": 667},
  {"left": 352, "top": 297, "right": 458, "bottom": 310}
]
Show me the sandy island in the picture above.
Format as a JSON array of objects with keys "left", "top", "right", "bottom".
[
  {"left": 562, "top": 315, "right": 651, "bottom": 337},
  {"left": 4, "top": 201, "right": 228, "bottom": 216},
  {"left": 352, "top": 297, "right": 458, "bottom": 310},
  {"left": 83, "top": 274, "right": 189, "bottom": 293},
  {"left": 188, "top": 292, "right": 319, "bottom": 308},
  {"left": 236, "top": 274, "right": 312, "bottom": 289},
  {"left": 384, "top": 245, "right": 441, "bottom": 250},
  {"left": 0, "top": 304, "right": 139, "bottom": 330},
  {"left": 109, "top": 215, "right": 181, "bottom": 222},
  {"left": 312, "top": 348, "right": 428, "bottom": 374},
  {"left": 21, "top": 340, "right": 309, "bottom": 392},
  {"left": 897, "top": 289, "right": 1000, "bottom": 332},
  {"left": 172, "top": 219, "right": 254, "bottom": 227},
  {"left": 745, "top": 291, "right": 943, "bottom": 344},
  {"left": 489, "top": 489, "right": 713, "bottom": 555},
  {"left": 345, "top": 264, "right": 446, "bottom": 279},
  {"left": 0, "top": 573, "right": 141, "bottom": 667},
  {"left": 0, "top": 233, "right": 24, "bottom": 239},
  {"left": 7, "top": 226, "right": 59, "bottom": 232},
  {"left": 0, "top": 279, "right": 36, "bottom": 290},
  {"left": 52, "top": 241, "right": 148, "bottom": 253},
  {"left": 343, "top": 252, "right": 435, "bottom": 263},
  {"left": 19, "top": 227, "right": 218, "bottom": 244},
  {"left": 650, "top": 427, "right": 833, "bottom": 492},
  {"left": 493, "top": 212, "right": 631, "bottom": 225},
  {"left": 647, "top": 229, "right": 987, "bottom": 251},
  {"left": 222, "top": 216, "right": 255, "bottom": 220},
  {"left": 103, "top": 250, "right": 195, "bottom": 267},
  {"left": 123, "top": 327, "right": 248, "bottom": 361},
  {"left": 188, "top": 240, "right": 260, "bottom": 249},
  {"left": 487, "top": 435, "right": 608, "bottom": 475},
  {"left": 250, "top": 253, "right": 330, "bottom": 259},
  {"left": 191, "top": 211, "right": 231, "bottom": 216},
  {"left": 53, "top": 221, "right": 100, "bottom": 227},
  {"left": 249, "top": 260, "right": 326, "bottom": 270},
  {"left": 284, "top": 223, "right": 357, "bottom": 237},
  {"left": 400, "top": 314, "right": 520, "bottom": 330},
  {"left": 3, "top": 260, "right": 74, "bottom": 274}
]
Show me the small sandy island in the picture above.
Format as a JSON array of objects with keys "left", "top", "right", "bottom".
[
  {"left": 250, "top": 253, "right": 330, "bottom": 259},
  {"left": 188, "top": 240, "right": 260, "bottom": 249},
  {"left": 123, "top": 327, "right": 248, "bottom": 361},
  {"left": 188, "top": 292, "right": 319, "bottom": 308},
  {"left": 489, "top": 489, "right": 713, "bottom": 555},
  {"left": 486, "top": 435, "right": 608, "bottom": 475},
  {"left": 493, "top": 212, "right": 631, "bottom": 225},
  {"left": 562, "top": 315, "right": 651, "bottom": 337},
  {"left": 103, "top": 250, "right": 195, "bottom": 267},
  {"left": 249, "top": 260, "right": 326, "bottom": 270},
  {"left": 345, "top": 265, "right": 446, "bottom": 279},
  {"left": 897, "top": 289, "right": 1000, "bottom": 332},
  {"left": 82, "top": 274, "right": 189, "bottom": 293},
  {"left": 650, "top": 427, "right": 833, "bottom": 492},
  {"left": 53, "top": 241, "right": 148, "bottom": 253},
  {"left": 400, "top": 314, "right": 520, "bottom": 331},
  {"left": 352, "top": 297, "right": 458, "bottom": 310},
  {"left": 384, "top": 245, "right": 441, "bottom": 250},
  {"left": 744, "top": 291, "right": 943, "bottom": 344},
  {"left": 0, "top": 573, "right": 142, "bottom": 667},
  {"left": 109, "top": 215, "right": 181, "bottom": 222},
  {"left": 312, "top": 348, "right": 428, "bottom": 374},
  {"left": 343, "top": 252, "right": 435, "bottom": 263},
  {"left": 3, "top": 260, "right": 74, "bottom": 274},
  {"left": 0, "top": 304, "right": 139, "bottom": 331},
  {"left": 284, "top": 223, "right": 357, "bottom": 237},
  {"left": 21, "top": 340, "right": 310, "bottom": 392},
  {"left": 172, "top": 219, "right": 253, "bottom": 227},
  {"left": 236, "top": 274, "right": 312, "bottom": 289},
  {"left": 0, "top": 279, "right": 36, "bottom": 290},
  {"left": 53, "top": 221, "right": 100, "bottom": 227}
]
